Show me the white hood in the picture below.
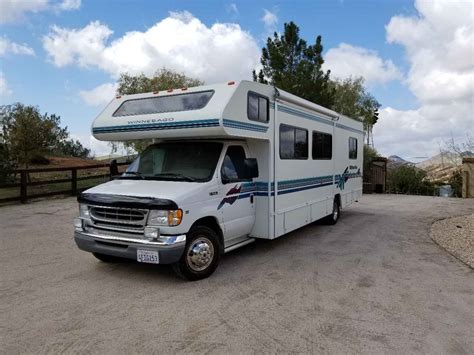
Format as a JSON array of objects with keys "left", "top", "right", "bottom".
[{"left": 84, "top": 179, "right": 203, "bottom": 202}]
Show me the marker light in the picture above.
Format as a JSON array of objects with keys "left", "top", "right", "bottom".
[
  {"left": 73, "top": 218, "right": 83, "bottom": 231},
  {"left": 144, "top": 226, "right": 160, "bottom": 240},
  {"left": 79, "top": 204, "right": 90, "bottom": 218}
]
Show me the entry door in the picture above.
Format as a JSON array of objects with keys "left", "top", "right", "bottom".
[{"left": 218, "top": 145, "right": 256, "bottom": 243}]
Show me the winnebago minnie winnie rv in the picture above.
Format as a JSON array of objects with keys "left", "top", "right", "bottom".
[{"left": 73, "top": 81, "right": 363, "bottom": 280}]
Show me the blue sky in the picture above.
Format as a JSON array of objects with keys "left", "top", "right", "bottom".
[{"left": 1, "top": 0, "right": 472, "bottom": 159}]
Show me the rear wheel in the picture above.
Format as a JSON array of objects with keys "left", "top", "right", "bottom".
[
  {"left": 92, "top": 252, "right": 127, "bottom": 263},
  {"left": 324, "top": 198, "right": 340, "bottom": 225},
  {"left": 173, "top": 226, "right": 220, "bottom": 281}
]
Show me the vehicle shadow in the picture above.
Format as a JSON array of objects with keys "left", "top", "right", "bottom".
[{"left": 92, "top": 207, "right": 369, "bottom": 282}]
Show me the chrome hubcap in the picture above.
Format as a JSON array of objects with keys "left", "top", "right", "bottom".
[
  {"left": 333, "top": 203, "right": 339, "bottom": 220},
  {"left": 186, "top": 237, "right": 214, "bottom": 272}
]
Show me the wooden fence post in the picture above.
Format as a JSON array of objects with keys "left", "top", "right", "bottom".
[
  {"left": 20, "top": 171, "right": 27, "bottom": 203},
  {"left": 71, "top": 168, "right": 77, "bottom": 196}
]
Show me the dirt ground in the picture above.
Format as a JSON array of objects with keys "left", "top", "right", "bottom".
[{"left": 1, "top": 194, "right": 473, "bottom": 353}]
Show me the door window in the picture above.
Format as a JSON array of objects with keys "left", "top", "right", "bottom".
[{"left": 221, "top": 146, "right": 249, "bottom": 182}]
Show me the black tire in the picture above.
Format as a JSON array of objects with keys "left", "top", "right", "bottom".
[
  {"left": 324, "top": 198, "right": 340, "bottom": 225},
  {"left": 173, "top": 226, "right": 221, "bottom": 281},
  {"left": 92, "top": 252, "right": 127, "bottom": 263}
]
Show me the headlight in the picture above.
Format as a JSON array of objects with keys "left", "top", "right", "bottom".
[
  {"left": 148, "top": 209, "right": 183, "bottom": 226},
  {"left": 79, "top": 204, "right": 90, "bottom": 218}
]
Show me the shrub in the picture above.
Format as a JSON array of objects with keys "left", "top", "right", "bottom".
[{"left": 388, "top": 165, "right": 434, "bottom": 195}]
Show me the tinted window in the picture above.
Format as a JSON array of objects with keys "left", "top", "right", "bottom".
[
  {"left": 248, "top": 94, "right": 259, "bottom": 120},
  {"left": 279, "top": 124, "right": 308, "bottom": 160},
  {"left": 258, "top": 97, "right": 268, "bottom": 122},
  {"left": 113, "top": 91, "right": 214, "bottom": 117},
  {"left": 221, "top": 146, "right": 248, "bottom": 182},
  {"left": 248, "top": 92, "right": 269, "bottom": 123},
  {"left": 349, "top": 137, "right": 358, "bottom": 159},
  {"left": 313, "top": 131, "right": 332, "bottom": 160}
]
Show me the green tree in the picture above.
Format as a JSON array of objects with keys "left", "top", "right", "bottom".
[
  {"left": 388, "top": 165, "right": 434, "bottom": 195},
  {"left": 363, "top": 145, "right": 379, "bottom": 177},
  {"left": 0, "top": 135, "right": 14, "bottom": 183},
  {"left": 1, "top": 104, "right": 69, "bottom": 168},
  {"left": 0, "top": 103, "right": 91, "bottom": 168},
  {"left": 57, "top": 139, "right": 92, "bottom": 159},
  {"left": 330, "top": 77, "right": 381, "bottom": 144},
  {"left": 113, "top": 69, "right": 204, "bottom": 153},
  {"left": 253, "top": 22, "right": 335, "bottom": 108},
  {"left": 117, "top": 68, "right": 203, "bottom": 95}
]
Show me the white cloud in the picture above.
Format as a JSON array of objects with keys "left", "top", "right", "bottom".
[
  {"left": 0, "top": 37, "right": 35, "bottom": 56},
  {"left": 373, "top": 0, "right": 474, "bottom": 158},
  {"left": 79, "top": 83, "right": 117, "bottom": 107},
  {"left": 42, "top": 12, "right": 260, "bottom": 83},
  {"left": 324, "top": 43, "right": 402, "bottom": 85},
  {"left": 261, "top": 9, "right": 278, "bottom": 32},
  {"left": 0, "top": 0, "right": 80, "bottom": 24},
  {"left": 386, "top": 0, "right": 473, "bottom": 103},
  {"left": 0, "top": 72, "right": 12, "bottom": 97},
  {"left": 56, "top": 0, "right": 80, "bottom": 11},
  {"left": 43, "top": 21, "right": 112, "bottom": 67}
]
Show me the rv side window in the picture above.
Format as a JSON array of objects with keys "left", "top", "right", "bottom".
[
  {"left": 312, "top": 131, "right": 332, "bottom": 160},
  {"left": 247, "top": 92, "right": 269, "bottom": 123},
  {"left": 221, "top": 146, "right": 250, "bottom": 182},
  {"left": 280, "top": 124, "right": 308, "bottom": 160},
  {"left": 349, "top": 137, "right": 358, "bottom": 159}
]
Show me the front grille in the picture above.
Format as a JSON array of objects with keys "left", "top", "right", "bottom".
[{"left": 89, "top": 205, "right": 148, "bottom": 231}]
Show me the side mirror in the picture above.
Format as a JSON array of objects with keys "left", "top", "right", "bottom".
[
  {"left": 244, "top": 158, "right": 259, "bottom": 179},
  {"left": 109, "top": 159, "right": 119, "bottom": 177}
]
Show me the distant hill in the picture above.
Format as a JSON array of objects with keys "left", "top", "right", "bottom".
[
  {"left": 387, "top": 155, "right": 413, "bottom": 169},
  {"left": 415, "top": 152, "right": 473, "bottom": 182}
]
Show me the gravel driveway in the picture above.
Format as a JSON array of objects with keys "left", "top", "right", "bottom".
[{"left": 1, "top": 195, "right": 473, "bottom": 353}]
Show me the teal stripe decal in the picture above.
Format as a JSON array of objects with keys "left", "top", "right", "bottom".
[
  {"left": 278, "top": 104, "right": 333, "bottom": 127},
  {"left": 277, "top": 103, "right": 364, "bottom": 135},
  {"left": 223, "top": 119, "right": 268, "bottom": 132},
  {"left": 335, "top": 122, "right": 364, "bottom": 135},
  {"left": 93, "top": 119, "right": 220, "bottom": 134}
]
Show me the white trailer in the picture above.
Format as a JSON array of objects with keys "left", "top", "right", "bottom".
[{"left": 74, "top": 80, "right": 363, "bottom": 280}]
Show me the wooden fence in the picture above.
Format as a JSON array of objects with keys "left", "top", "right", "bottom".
[{"left": 0, "top": 162, "right": 129, "bottom": 204}]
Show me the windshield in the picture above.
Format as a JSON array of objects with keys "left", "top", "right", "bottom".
[{"left": 122, "top": 142, "right": 223, "bottom": 182}]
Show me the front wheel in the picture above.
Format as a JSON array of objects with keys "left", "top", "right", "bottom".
[
  {"left": 324, "top": 198, "right": 340, "bottom": 225},
  {"left": 173, "top": 226, "right": 220, "bottom": 281}
]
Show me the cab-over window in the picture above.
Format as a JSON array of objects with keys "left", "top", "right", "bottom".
[{"left": 248, "top": 92, "right": 269, "bottom": 123}]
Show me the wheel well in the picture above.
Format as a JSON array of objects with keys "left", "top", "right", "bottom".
[
  {"left": 190, "top": 216, "right": 224, "bottom": 252},
  {"left": 334, "top": 194, "right": 341, "bottom": 207}
]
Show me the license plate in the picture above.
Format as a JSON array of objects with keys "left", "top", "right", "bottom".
[{"left": 137, "top": 249, "right": 159, "bottom": 264}]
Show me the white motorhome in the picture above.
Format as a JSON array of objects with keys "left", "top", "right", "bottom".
[{"left": 74, "top": 81, "right": 363, "bottom": 280}]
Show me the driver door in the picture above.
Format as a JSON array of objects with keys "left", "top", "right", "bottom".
[{"left": 218, "top": 145, "right": 256, "bottom": 244}]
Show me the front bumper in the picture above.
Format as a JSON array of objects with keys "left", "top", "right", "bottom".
[{"left": 74, "top": 230, "right": 186, "bottom": 264}]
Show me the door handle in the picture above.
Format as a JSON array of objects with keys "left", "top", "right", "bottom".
[{"left": 250, "top": 194, "right": 254, "bottom": 204}]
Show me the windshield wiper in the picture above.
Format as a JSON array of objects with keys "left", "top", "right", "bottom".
[
  {"left": 153, "top": 173, "right": 197, "bottom": 182},
  {"left": 120, "top": 171, "right": 145, "bottom": 179}
]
